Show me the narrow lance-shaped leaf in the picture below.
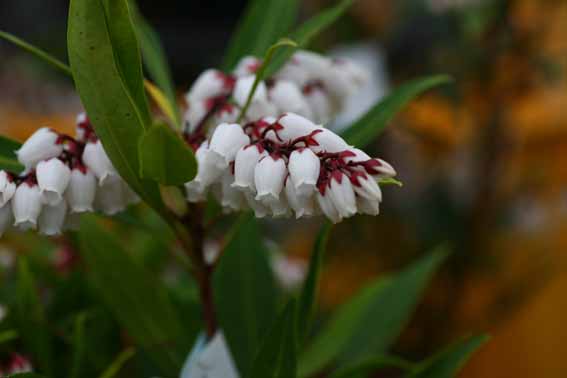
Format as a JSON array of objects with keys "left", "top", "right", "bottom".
[
  {"left": 213, "top": 216, "right": 279, "bottom": 376},
  {"left": 299, "top": 247, "right": 450, "bottom": 377},
  {"left": 340, "top": 75, "right": 453, "bottom": 147},
  {"left": 265, "top": 0, "right": 354, "bottom": 77},
  {"left": 68, "top": 0, "right": 164, "bottom": 212},
  {"left": 139, "top": 122, "right": 197, "bottom": 185},
  {"left": 407, "top": 335, "right": 489, "bottom": 378},
  {"left": 297, "top": 222, "right": 332, "bottom": 345},
  {"left": 330, "top": 355, "right": 414, "bottom": 378},
  {"left": 70, "top": 312, "right": 89, "bottom": 378},
  {"left": 0, "top": 134, "right": 24, "bottom": 173},
  {"left": 250, "top": 300, "right": 298, "bottom": 378},
  {"left": 78, "top": 215, "right": 189, "bottom": 375},
  {"left": 98, "top": 348, "right": 137, "bottom": 378},
  {"left": 222, "top": 0, "right": 300, "bottom": 70}
]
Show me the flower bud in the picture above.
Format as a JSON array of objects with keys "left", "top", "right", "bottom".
[
  {"left": 184, "top": 99, "right": 210, "bottom": 133},
  {"left": 233, "top": 56, "right": 261, "bottom": 77},
  {"left": 186, "top": 69, "right": 232, "bottom": 103},
  {"left": 323, "top": 59, "right": 369, "bottom": 100},
  {"left": 36, "top": 158, "right": 71, "bottom": 206},
  {"left": 232, "top": 145, "right": 265, "bottom": 193},
  {"left": 82, "top": 140, "right": 118, "bottom": 185},
  {"left": 316, "top": 191, "right": 341, "bottom": 224},
  {"left": 220, "top": 170, "right": 245, "bottom": 212},
  {"left": 254, "top": 155, "right": 287, "bottom": 203},
  {"left": 293, "top": 51, "right": 332, "bottom": 78},
  {"left": 12, "top": 183, "right": 42, "bottom": 230},
  {"left": 38, "top": 200, "right": 67, "bottom": 236},
  {"left": 16, "top": 127, "right": 63, "bottom": 169},
  {"left": 285, "top": 176, "right": 315, "bottom": 219},
  {"left": 269, "top": 81, "right": 313, "bottom": 119},
  {"left": 311, "top": 128, "right": 350, "bottom": 153},
  {"left": 186, "top": 142, "right": 221, "bottom": 200},
  {"left": 207, "top": 123, "right": 250, "bottom": 169},
  {"left": 94, "top": 177, "right": 126, "bottom": 215},
  {"left": 352, "top": 173, "right": 382, "bottom": 202},
  {"left": 0, "top": 171, "right": 16, "bottom": 207},
  {"left": 328, "top": 172, "right": 357, "bottom": 219},
  {"left": 233, "top": 76, "right": 268, "bottom": 107},
  {"left": 357, "top": 196, "right": 380, "bottom": 216},
  {"left": 0, "top": 204, "right": 13, "bottom": 237},
  {"left": 267, "top": 112, "right": 318, "bottom": 143},
  {"left": 288, "top": 148, "right": 320, "bottom": 196},
  {"left": 66, "top": 167, "right": 96, "bottom": 213}
]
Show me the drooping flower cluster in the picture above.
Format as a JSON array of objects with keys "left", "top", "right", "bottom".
[
  {"left": 184, "top": 112, "right": 396, "bottom": 223},
  {"left": 0, "top": 114, "right": 138, "bottom": 236},
  {"left": 0, "top": 354, "right": 33, "bottom": 376},
  {"left": 183, "top": 50, "right": 369, "bottom": 141}
]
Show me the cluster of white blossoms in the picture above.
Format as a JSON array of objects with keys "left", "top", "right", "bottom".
[
  {"left": 0, "top": 114, "right": 138, "bottom": 236},
  {"left": 184, "top": 112, "right": 396, "bottom": 223},
  {"left": 183, "top": 50, "right": 369, "bottom": 139}
]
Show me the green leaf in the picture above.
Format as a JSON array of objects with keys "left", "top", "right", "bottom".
[
  {"left": 330, "top": 355, "right": 414, "bottom": 378},
  {"left": 340, "top": 75, "right": 453, "bottom": 147},
  {"left": 222, "top": 0, "right": 300, "bottom": 70},
  {"left": 297, "top": 222, "right": 331, "bottom": 345},
  {"left": 138, "top": 123, "right": 197, "bottom": 185},
  {"left": 265, "top": 0, "right": 354, "bottom": 77},
  {"left": 0, "top": 30, "right": 72, "bottom": 76},
  {"left": 70, "top": 312, "right": 88, "bottom": 378},
  {"left": 15, "top": 258, "right": 54, "bottom": 376},
  {"left": 0, "top": 135, "right": 24, "bottom": 173},
  {"left": 98, "top": 347, "right": 136, "bottom": 378},
  {"left": 249, "top": 300, "right": 298, "bottom": 378},
  {"left": 213, "top": 216, "right": 278, "bottom": 376},
  {"left": 6, "top": 374, "right": 48, "bottom": 378},
  {"left": 407, "top": 335, "right": 489, "bottom": 378},
  {"left": 299, "top": 247, "right": 450, "bottom": 377},
  {"left": 68, "top": 0, "right": 164, "bottom": 212},
  {"left": 78, "top": 215, "right": 189, "bottom": 375},
  {"left": 0, "top": 329, "right": 18, "bottom": 345},
  {"left": 130, "top": 2, "right": 181, "bottom": 127}
]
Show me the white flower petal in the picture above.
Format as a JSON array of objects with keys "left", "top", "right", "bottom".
[
  {"left": 0, "top": 171, "right": 16, "bottom": 207},
  {"left": 36, "top": 158, "right": 71, "bottom": 206},
  {"left": 12, "top": 183, "right": 42, "bottom": 230},
  {"left": 16, "top": 127, "right": 63, "bottom": 169},
  {"left": 288, "top": 148, "right": 320, "bottom": 196},
  {"left": 66, "top": 167, "right": 97, "bottom": 213},
  {"left": 254, "top": 155, "right": 287, "bottom": 203},
  {"left": 38, "top": 200, "right": 68, "bottom": 236},
  {"left": 82, "top": 140, "right": 118, "bottom": 185}
]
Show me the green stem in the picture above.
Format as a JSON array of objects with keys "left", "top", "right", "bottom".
[{"left": 0, "top": 30, "right": 72, "bottom": 77}]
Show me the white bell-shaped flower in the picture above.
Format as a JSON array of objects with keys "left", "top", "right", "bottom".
[
  {"left": 275, "top": 59, "right": 311, "bottom": 87},
  {"left": 254, "top": 155, "right": 287, "bottom": 204},
  {"left": 94, "top": 177, "right": 126, "bottom": 215},
  {"left": 267, "top": 112, "right": 318, "bottom": 143},
  {"left": 38, "top": 200, "right": 67, "bottom": 236},
  {"left": 186, "top": 142, "right": 221, "bottom": 200},
  {"left": 207, "top": 123, "right": 250, "bottom": 169},
  {"left": 233, "top": 76, "right": 268, "bottom": 107},
  {"left": 316, "top": 191, "right": 341, "bottom": 224},
  {"left": 323, "top": 59, "right": 369, "bottom": 101},
  {"left": 293, "top": 51, "right": 332, "bottom": 78},
  {"left": 244, "top": 191, "right": 270, "bottom": 218},
  {"left": 36, "top": 158, "right": 71, "bottom": 206},
  {"left": 304, "top": 86, "right": 333, "bottom": 124},
  {"left": 184, "top": 100, "right": 210, "bottom": 133},
  {"left": 186, "top": 69, "right": 231, "bottom": 103},
  {"left": 284, "top": 177, "right": 315, "bottom": 218},
  {"left": 357, "top": 196, "right": 380, "bottom": 216},
  {"left": 16, "top": 127, "right": 63, "bottom": 169},
  {"left": 269, "top": 81, "right": 313, "bottom": 119},
  {"left": 353, "top": 174, "right": 382, "bottom": 202},
  {"left": 268, "top": 196, "right": 291, "bottom": 218},
  {"left": 82, "top": 140, "right": 118, "bottom": 185},
  {"left": 66, "top": 167, "right": 97, "bottom": 213},
  {"left": 288, "top": 148, "right": 320, "bottom": 196},
  {"left": 0, "top": 204, "right": 13, "bottom": 237},
  {"left": 219, "top": 170, "right": 245, "bottom": 212},
  {"left": 12, "top": 183, "right": 42, "bottom": 230},
  {"left": 232, "top": 145, "right": 264, "bottom": 193},
  {"left": 233, "top": 56, "right": 261, "bottom": 77},
  {"left": 0, "top": 171, "right": 16, "bottom": 207},
  {"left": 328, "top": 172, "right": 357, "bottom": 219},
  {"left": 312, "top": 128, "right": 351, "bottom": 153}
]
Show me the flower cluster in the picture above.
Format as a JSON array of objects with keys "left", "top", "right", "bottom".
[
  {"left": 184, "top": 112, "right": 395, "bottom": 223},
  {"left": 183, "top": 50, "right": 369, "bottom": 142},
  {"left": 0, "top": 114, "right": 138, "bottom": 236},
  {"left": 0, "top": 354, "right": 33, "bottom": 376}
]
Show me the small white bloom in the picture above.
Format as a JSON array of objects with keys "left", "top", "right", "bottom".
[
  {"left": 269, "top": 81, "right": 313, "bottom": 119},
  {"left": 233, "top": 76, "right": 268, "bottom": 107},
  {"left": 275, "top": 59, "right": 311, "bottom": 87},
  {"left": 353, "top": 174, "right": 382, "bottom": 202},
  {"left": 0, "top": 171, "right": 16, "bottom": 207},
  {"left": 288, "top": 148, "right": 320, "bottom": 196},
  {"left": 94, "top": 177, "right": 126, "bottom": 215},
  {"left": 38, "top": 200, "right": 67, "bottom": 236},
  {"left": 186, "top": 142, "right": 220, "bottom": 200},
  {"left": 186, "top": 69, "right": 231, "bottom": 103},
  {"left": 207, "top": 123, "right": 250, "bottom": 169},
  {"left": 12, "top": 183, "right": 42, "bottom": 230},
  {"left": 219, "top": 170, "right": 245, "bottom": 212},
  {"left": 357, "top": 196, "right": 380, "bottom": 216},
  {"left": 233, "top": 56, "right": 261, "bottom": 77},
  {"left": 82, "top": 140, "right": 118, "bottom": 185},
  {"left": 246, "top": 100, "right": 278, "bottom": 121},
  {"left": 312, "top": 128, "right": 351, "bottom": 153},
  {"left": 254, "top": 155, "right": 287, "bottom": 203},
  {"left": 294, "top": 51, "right": 332, "bottom": 78},
  {"left": 284, "top": 176, "right": 315, "bottom": 218},
  {"left": 244, "top": 191, "right": 270, "bottom": 218},
  {"left": 0, "top": 204, "right": 13, "bottom": 237},
  {"left": 272, "top": 253, "right": 307, "bottom": 291},
  {"left": 184, "top": 100, "right": 210, "bottom": 133},
  {"left": 214, "top": 103, "right": 240, "bottom": 125},
  {"left": 328, "top": 173, "right": 357, "bottom": 219},
  {"left": 304, "top": 86, "right": 333, "bottom": 124},
  {"left": 232, "top": 145, "right": 265, "bottom": 193},
  {"left": 322, "top": 60, "right": 369, "bottom": 101},
  {"left": 66, "top": 167, "right": 97, "bottom": 213},
  {"left": 36, "top": 158, "right": 71, "bottom": 206},
  {"left": 184, "top": 332, "right": 239, "bottom": 378},
  {"left": 268, "top": 195, "right": 291, "bottom": 218},
  {"left": 266, "top": 112, "right": 318, "bottom": 143},
  {"left": 316, "top": 191, "right": 341, "bottom": 223},
  {"left": 16, "top": 127, "right": 63, "bottom": 169}
]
